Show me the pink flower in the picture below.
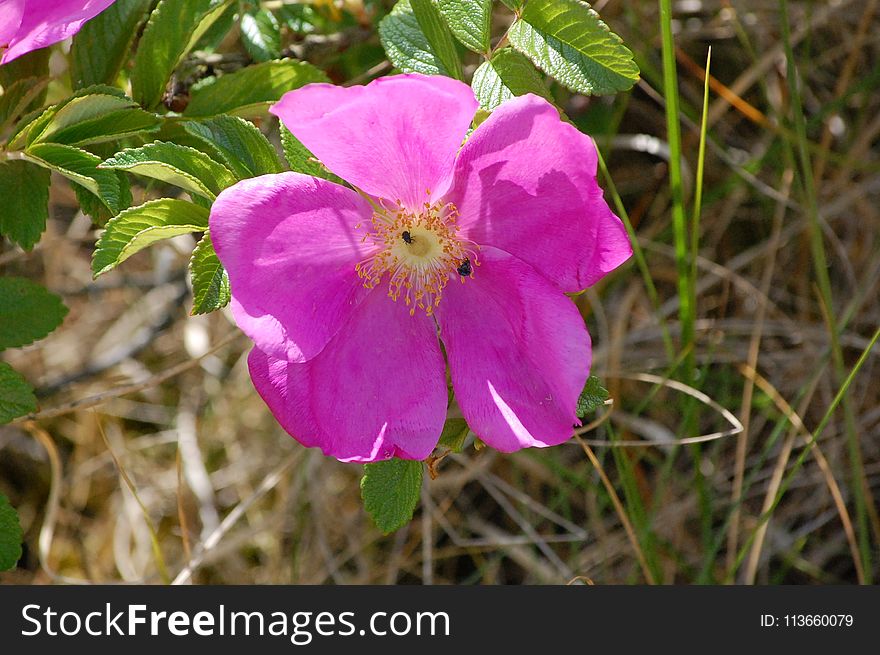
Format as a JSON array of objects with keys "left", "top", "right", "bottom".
[
  {"left": 0, "top": 0, "right": 116, "bottom": 65},
  {"left": 210, "top": 74, "right": 632, "bottom": 463}
]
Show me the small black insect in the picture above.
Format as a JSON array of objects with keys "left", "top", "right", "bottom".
[
  {"left": 457, "top": 258, "right": 472, "bottom": 277},
  {"left": 402, "top": 230, "right": 414, "bottom": 244}
]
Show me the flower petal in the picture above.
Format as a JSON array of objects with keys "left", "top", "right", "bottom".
[
  {"left": 448, "top": 94, "right": 632, "bottom": 293},
  {"left": 247, "top": 289, "right": 448, "bottom": 462},
  {"left": 0, "top": 0, "right": 25, "bottom": 50},
  {"left": 437, "top": 247, "right": 590, "bottom": 452},
  {"left": 270, "top": 73, "right": 478, "bottom": 210},
  {"left": 210, "top": 172, "right": 376, "bottom": 363},
  {"left": 2, "top": 0, "right": 116, "bottom": 64}
]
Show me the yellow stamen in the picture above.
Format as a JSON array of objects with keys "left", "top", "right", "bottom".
[{"left": 355, "top": 195, "right": 479, "bottom": 316}]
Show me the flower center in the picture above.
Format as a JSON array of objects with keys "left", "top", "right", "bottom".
[{"left": 355, "top": 197, "right": 479, "bottom": 316}]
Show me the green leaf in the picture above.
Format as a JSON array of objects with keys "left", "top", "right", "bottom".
[
  {"left": 277, "top": 3, "right": 324, "bottom": 34},
  {"left": 499, "top": 0, "right": 523, "bottom": 10},
  {"left": 280, "top": 126, "right": 342, "bottom": 183},
  {"left": 10, "top": 108, "right": 59, "bottom": 151},
  {"left": 29, "top": 93, "right": 161, "bottom": 146},
  {"left": 438, "top": 418, "right": 469, "bottom": 453},
  {"left": 577, "top": 375, "right": 609, "bottom": 417},
  {"left": 131, "top": 0, "right": 235, "bottom": 108},
  {"left": 0, "top": 49, "right": 49, "bottom": 88},
  {"left": 436, "top": 0, "right": 492, "bottom": 53},
  {"left": 378, "top": 0, "right": 451, "bottom": 76},
  {"left": 410, "top": 0, "right": 463, "bottom": 80},
  {"left": 76, "top": 173, "right": 133, "bottom": 225},
  {"left": 0, "top": 77, "right": 49, "bottom": 135},
  {"left": 70, "top": 0, "right": 154, "bottom": 89},
  {"left": 361, "top": 458, "right": 423, "bottom": 534},
  {"left": 92, "top": 198, "right": 209, "bottom": 277},
  {"left": 182, "top": 115, "right": 283, "bottom": 179},
  {"left": 240, "top": 8, "right": 282, "bottom": 63},
  {"left": 471, "top": 47, "right": 553, "bottom": 111},
  {"left": 0, "top": 49, "right": 49, "bottom": 111},
  {"left": 0, "top": 277, "right": 68, "bottom": 350},
  {"left": 189, "top": 232, "right": 230, "bottom": 314},
  {"left": 5, "top": 107, "right": 49, "bottom": 150},
  {"left": 0, "top": 492, "right": 24, "bottom": 569},
  {"left": 24, "top": 142, "right": 130, "bottom": 215},
  {"left": 73, "top": 184, "right": 115, "bottom": 224},
  {"left": 74, "top": 143, "right": 134, "bottom": 223},
  {"left": 0, "top": 364, "right": 36, "bottom": 425},
  {"left": 183, "top": 59, "right": 329, "bottom": 117},
  {"left": 50, "top": 109, "right": 161, "bottom": 147},
  {"left": 100, "top": 141, "right": 237, "bottom": 199},
  {"left": 507, "top": 0, "right": 639, "bottom": 95},
  {"left": 7, "top": 84, "right": 128, "bottom": 150},
  {"left": 31, "top": 93, "right": 134, "bottom": 139},
  {"left": 192, "top": 1, "right": 237, "bottom": 52},
  {"left": 0, "top": 160, "right": 50, "bottom": 250}
]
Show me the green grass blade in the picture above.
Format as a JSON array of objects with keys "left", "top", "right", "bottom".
[{"left": 778, "top": 0, "right": 873, "bottom": 580}]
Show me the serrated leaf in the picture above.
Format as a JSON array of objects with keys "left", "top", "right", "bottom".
[
  {"left": 30, "top": 93, "right": 161, "bottom": 146},
  {"left": 5, "top": 107, "right": 49, "bottom": 150},
  {"left": 577, "top": 375, "right": 609, "bottom": 417},
  {"left": 183, "top": 59, "right": 329, "bottom": 117},
  {"left": 70, "top": 0, "right": 154, "bottom": 89},
  {"left": 24, "top": 142, "right": 130, "bottom": 215},
  {"left": 471, "top": 47, "right": 553, "bottom": 111},
  {"left": 0, "top": 364, "right": 36, "bottom": 425},
  {"left": 74, "top": 182, "right": 110, "bottom": 223},
  {"left": 183, "top": 115, "right": 283, "bottom": 179},
  {"left": 73, "top": 170, "right": 133, "bottom": 225},
  {"left": 7, "top": 84, "right": 129, "bottom": 150},
  {"left": 436, "top": 0, "right": 491, "bottom": 53},
  {"left": 438, "top": 418, "right": 469, "bottom": 453},
  {"left": 189, "top": 232, "right": 230, "bottom": 314},
  {"left": 11, "top": 107, "right": 59, "bottom": 150},
  {"left": 152, "top": 119, "right": 225, "bottom": 154},
  {"left": 131, "top": 0, "right": 235, "bottom": 108},
  {"left": 100, "top": 141, "right": 237, "bottom": 199},
  {"left": 76, "top": 140, "right": 134, "bottom": 223},
  {"left": 31, "top": 93, "right": 134, "bottom": 139},
  {"left": 92, "top": 198, "right": 209, "bottom": 276},
  {"left": 0, "top": 492, "right": 24, "bottom": 568},
  {"left": 378, "top": 0, "right": 450, "bottom": 76},
  {"left": 0, "top": 364, "right": 35, "bottom": 425},
  {"left": 0, "top": 277, "right": 68, "bottom": 350},
  {"left": 361, "top": 458, "right": 423, "bottom": 534},
  {"left": 280, "top": 126, "right": 342, "bottom": 183},
  {"left": 410, "top": 0, "right": 462, "bottom": 80},
  {"left": 508, "top": 0, "right": 639, "bottom": 95},
  {"left": 0, "top": 77, "right": 49, "bottom": 135},
  {"left": 240, "top": 8, "right": 282, "bottom": 63},
  {"left": 51, "top": 109, "right": 162, "bottom": 146},
  {"left": 0, "top": 160, "right": 50, "bottom": 250}
]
